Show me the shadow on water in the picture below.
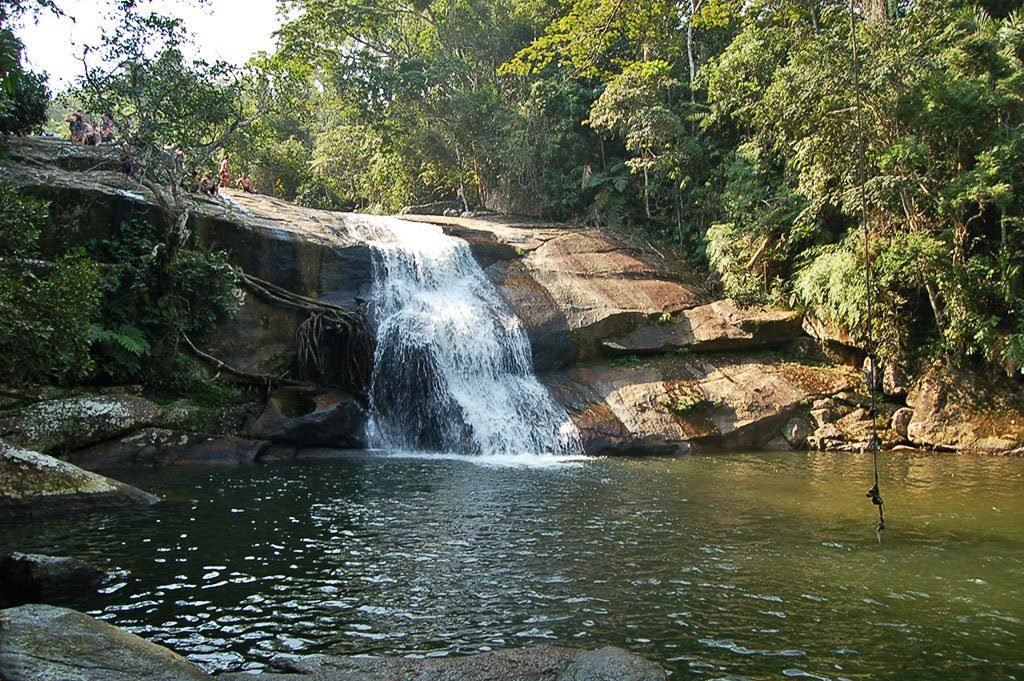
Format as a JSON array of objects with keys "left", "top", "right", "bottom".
[{"left": 1, "top": 450, "right": 1023, "bottom": 679}]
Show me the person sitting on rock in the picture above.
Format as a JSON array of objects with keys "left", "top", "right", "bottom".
[
  {"left": 67, "top": 112, "right": 84, "bottom": 143},
  {"left": 236, "top": 172, "right": 257, "bottom": 194},
  {"left": 83, "top": 121, "right": 102, "bottom": 146},
  {"left": 101, "top": 114, "right": 116, "bottom": 143},
  {"left": 119, "top": 145, "right": 134, "bottom": 178}
]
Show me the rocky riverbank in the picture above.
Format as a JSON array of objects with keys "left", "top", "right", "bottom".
[
  {"left": 0, "top": 603, "right": 666, "bottom": 680},
  {"left": 2, "top": 136, "right": 1023, "bottom": 518}
]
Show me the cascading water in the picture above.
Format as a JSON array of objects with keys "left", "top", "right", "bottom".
[{"left": 349, "top": 215, "right": 582, "bottom": 458}]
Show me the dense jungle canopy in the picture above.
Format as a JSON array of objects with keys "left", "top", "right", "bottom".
[{"left": 2, "top": 0, "right": 1024, "bottom": 389}]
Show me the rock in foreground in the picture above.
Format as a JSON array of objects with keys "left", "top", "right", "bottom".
[
  {"left": 0, "top": 604, "right": 211, "bottom": 680},
  {"left": 0, "top": 441, "right": 158, "bottom": 518},
  {"left": 222, "top": 646, "right": 667, "bottom": 681}
]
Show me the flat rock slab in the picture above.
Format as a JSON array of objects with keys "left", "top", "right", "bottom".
[
  {"left": 68, "top": 428, "right": 270, "bottom": 469},
  {"left": 546, "top": 355, "right": 858, "bottom": 454},
  {"left": 0, "top": 441, "right": 157, "bottom": 519},
  {"left": 602, "top": 299, "right": 803, "bottom": 356},
  {"left": 220, "top": 646, "right": 665, "bottom": 681},
  {"left": 0, "top": 604, "right": 210, "bottom": 680},
  {"left": 0, "top": 395, "right": 161, "bottom": 454}
]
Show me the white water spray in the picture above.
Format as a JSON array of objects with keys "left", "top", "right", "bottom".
[{"left": 349, "top": 215, "right": 582, "bottom": 457}]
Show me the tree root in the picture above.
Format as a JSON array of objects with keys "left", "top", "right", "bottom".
[
  {"left": 239, "top": 273, "right": 361, "bottom": 325},
  {"left": 181, "top": 332, "right": 317, "bottom": 388}
]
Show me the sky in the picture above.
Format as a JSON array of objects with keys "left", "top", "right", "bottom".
[{"left": 13, "top": 0, "right": 285, "bottom": 91}]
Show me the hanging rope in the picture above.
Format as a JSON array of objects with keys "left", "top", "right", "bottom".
[{"left": 849, "top": 0, "right": 885, "bottom": 536}]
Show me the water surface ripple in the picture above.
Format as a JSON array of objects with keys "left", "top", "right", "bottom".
[{"left": 1, "top": 451, "right": 1022, "bottom": 679}]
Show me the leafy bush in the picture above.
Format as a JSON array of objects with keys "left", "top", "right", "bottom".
[
  {"left": 0, "top": 182, "right": 102, "bottom": 385},
  {"left": 89, "top": 219, "right": 241, "bottom": 390},
  {"left": 0, "top": 28, "right": 49, "bottom": 136}
]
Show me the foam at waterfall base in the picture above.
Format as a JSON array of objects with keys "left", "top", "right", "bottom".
[{"left": 374, "top": 448, "right": 594, "bottom": 469}]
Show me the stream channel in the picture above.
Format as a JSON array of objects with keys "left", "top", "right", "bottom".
[{"left": 1, "top": 450, "right": 1022, "bottom": 679}]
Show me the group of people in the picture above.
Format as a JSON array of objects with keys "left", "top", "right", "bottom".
[
  {"left": 191, "top": 153, "right": 258, "bottom": 198},
  {"left": 66, "top": 111, "right": 116, "bottom": 146}
]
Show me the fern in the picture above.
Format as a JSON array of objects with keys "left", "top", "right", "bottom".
[{"left": 91, "top": 324, "right": 151, "bottom": 357}]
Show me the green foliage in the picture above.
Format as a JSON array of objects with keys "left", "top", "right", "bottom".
[
  {"left": 610, "top": 354, "right": 644, "bottom": 367},
  {"left": 0, "top": 179, "right": 44, "bottom": 255},
  {"left": 0, "top": 182, "right": 101, "bottom": 385},
  {"left": 89, "top": 219, "right": 241, "bottom": 390},
  {"left": 0, "top": 27, "right": 49, "bottom": 135},
  {"left": 659, "top": 387, "right": 721, "bottom": 416},
  {"left": 74, "top": 5, "right": 248, "bottom": 153}
]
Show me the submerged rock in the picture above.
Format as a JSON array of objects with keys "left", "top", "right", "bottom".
[
  {"left": 0, "top": 395, "right": 161, "bottom": 454},
  {"left": 558, "top": 646, "right": 668, "bottom": 681},
  {"left": 0, "top": 552, "right": 111, "bottom": 606},
  {"left": 220, "top": 646, "right": 666, "bottom": 681},
  {"left": 0, "top": 604, "right": 210, "bottom": 680},
  {"left": 0, "top": 441, "right": 157, "bottom": 518}
]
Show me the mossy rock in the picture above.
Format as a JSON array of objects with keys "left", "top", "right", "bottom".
[{"left": 0, "top": 441, "right": 157, "bottom": 519}]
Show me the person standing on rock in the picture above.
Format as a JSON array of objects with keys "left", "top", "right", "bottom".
[
  {"left": 219, "top": 153, "right": 231, "bottom": 187},
  {"left": 455, "top": 184, "right": 467, "bottom": 213}
]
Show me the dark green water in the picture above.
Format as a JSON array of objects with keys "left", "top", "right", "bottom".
[{"left": 1, "top": 451, "right": 1022, "bottom": 679}]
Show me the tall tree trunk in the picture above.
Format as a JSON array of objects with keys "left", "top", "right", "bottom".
[
  {"left": 643, "top": 162, "right": 651, "bottom": 219},
  {"left": 686, "top": 13, "right": 696, "bottom": 88},
  {"left": 860, "top": 0, "right": 889, "bottom": 22}
]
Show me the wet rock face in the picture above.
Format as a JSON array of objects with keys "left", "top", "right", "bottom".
[
  {"left": 0, "top": 605, "right": 211, "bottom": 680},
  {"left": 404, "top": 215, "right": 710, "bottom": 372},
  {"left": 0, "top": 552, "right": 111, "bottom": 606},
  {"left": 0, "top": 441, "right": 158, "bottom": 519},
  {"left": 0, "top": 395, "right": 161, "bottom": 455}
]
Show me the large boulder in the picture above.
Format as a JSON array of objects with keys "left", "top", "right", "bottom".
[
  {"left": 248, "top": 388, "right": 367, "bottom": 449},
  {"left": 906, "top": 363, "right": 1024, "bottom": 453},
  {"left": 602, "top": 299, "right": 804, "bottom": 357},
  {"left": 0, "top": 604, "right": 210, "bottom": 680},
  {"left": 545, "top": 354, "right": 858, "bottom": 454},
  {"left": 0, "top": 552, "right": 111, "bottom": 606},
  {"left": 220, "top": 646, "right": 665, "bottom": 681},
  {"left": 0, "top": 441, "right": 157, "bottom": 518},
  {"left": 0, "top": 395, "right": 161, "bottom": 454}
]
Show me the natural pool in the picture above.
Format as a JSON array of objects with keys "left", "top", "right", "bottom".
[{"left": 2, "top": 450, "right": 1022, "bottom": 679}]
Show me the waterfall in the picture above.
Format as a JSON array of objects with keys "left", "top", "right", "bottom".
[{"left": 349, "top": 215, "right": 582, "bottom": 458}]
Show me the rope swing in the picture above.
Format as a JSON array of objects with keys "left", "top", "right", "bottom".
[{"left": 849, "top": 0, "right": 886, "bottom": 536}]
